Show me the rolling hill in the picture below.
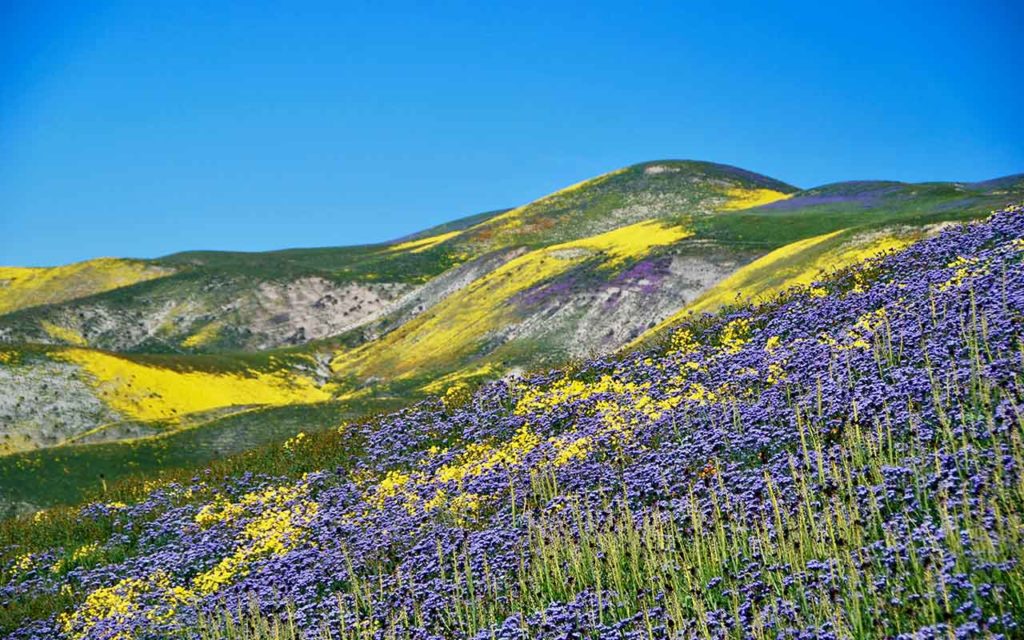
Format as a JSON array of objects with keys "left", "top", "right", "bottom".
[
  {"left": 1, "top": 160, "right": 1022, "bottom": 514},
  {"left": 5, "top": 203, "right": 1024, "bottom": 639}
]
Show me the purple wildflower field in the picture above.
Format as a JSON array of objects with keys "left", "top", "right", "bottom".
[{"left": 5, "top": 205, "right": 1024, "bottom": 639}]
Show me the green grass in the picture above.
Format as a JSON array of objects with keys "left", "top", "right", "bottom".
[
  {"left": 0, "top": 397, "right": 405, "bottom": 514},
  {"left": 0, "top": 397, "right": 398, "bottom": 555},
  {"left": 694, "top": 188, "right": 1010, "bottom": 250}
]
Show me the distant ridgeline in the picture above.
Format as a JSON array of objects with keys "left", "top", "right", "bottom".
[{"left": 1, "top": 160, "right": 1022, "bottom": 513}]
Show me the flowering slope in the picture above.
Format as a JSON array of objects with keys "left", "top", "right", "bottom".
[
  {"left": 5, "top": 205, "right": 1024, "bottom": 639},
  {"left": 0, "top": 259, "right": 173, "bottom": 316}
]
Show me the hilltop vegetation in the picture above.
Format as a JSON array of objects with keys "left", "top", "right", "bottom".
[
  {"left": 1, "top": 162, "right": 1023, "bottom": 515},
  {"left": 0, "top": 259, "right": 172, "bottom": 316},
  {"left": 4, "top": 204, "right": 1024, "bottom": 639}
]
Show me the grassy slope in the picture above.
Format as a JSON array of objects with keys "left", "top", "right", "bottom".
[
  {"left": 629, "top": 226, "right": 930, "bottom": 348},
  {"left": 451, "top": 160, "right": 796, "bottom": 251},
  {"left": 693, "top": 177, "right": 1023, "bottom": 248},
  {"left": 623, "top": 175, "right": 1024, "bottom": 346},
  {"left": 0, "top": 208, "right": 512, "bottom": 355},
  {"left": 0, "top": 343, "right": 336, "bottom": 460},
  {"left": 0, "top": 397, "right": 404, "bottom": 513},
  {"left": 5, "top": 168, "right": 1014, "bottom": 355},
  {"left": 330, "top": 171, "right": 1024, "bottom": 390},
  {"left": 155, "top": 204, "right": 516, "bottom": 285},
  {"left": 0, "top": 259, "right": 173, "bottom": 315}
]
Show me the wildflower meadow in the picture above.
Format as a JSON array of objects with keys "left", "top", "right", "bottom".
[{"left": 4, "top": 205, "right": 1024, "bottom": 639}]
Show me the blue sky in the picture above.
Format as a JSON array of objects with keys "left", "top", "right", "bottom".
[{"left": 2, "top": 0, "right": 1022, "bottom": 266}]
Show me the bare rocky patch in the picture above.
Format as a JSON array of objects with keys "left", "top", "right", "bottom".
[
  {"left": 0, "top": 357, "right": 121, "bottom": 454},
  {"left": 481, "top": 249, "right": 757, "bottom": 367},
  {"left": 0, "top": 277, "right": 417, "bottom": 353}
]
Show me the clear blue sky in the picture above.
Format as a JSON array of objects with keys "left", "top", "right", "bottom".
[{"left": 2, "top": 0, "right": 1022, "bottom": 266}]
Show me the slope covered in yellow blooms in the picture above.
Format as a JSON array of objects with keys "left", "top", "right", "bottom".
[
  {"left": 57, "top": 348, "right": 334, "bottom": 423},
  {"left": 387, "top": 230, "right": 463, "bottom": 254},
  {"left": 0, "top": 259, "right": 172, "bottom": 315},
  {"left": 332, "top": 220, "right": 692, "bottom": 380},
  {"left": 629, "top": 226, "right": 927, "bottom": 349},
  {"left": 718, "top": 187, "right": 791, "bottom": 210}
]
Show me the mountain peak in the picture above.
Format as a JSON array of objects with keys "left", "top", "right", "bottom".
[
  {"left": 627, "top": 159, "right": 799, "bottom": 192},
  {"left": 452, "top": 160, "right": 797, "bottom": 251}
]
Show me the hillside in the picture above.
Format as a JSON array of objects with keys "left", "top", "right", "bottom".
[
  {"left": 0, "top": 161, "right": 796, "bottom": 354},
  {"left": 1, "top": 162, "right": 1023, "bottom": 514},
  {"left": 4, "top": 204, "right": 1023, "bottom": 639},
  {"left": 0, "top": 259, "right": 173, "bottom": 316}
]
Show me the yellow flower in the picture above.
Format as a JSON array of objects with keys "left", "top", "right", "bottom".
[
  {"left": 939, "top": 256, "right": 984, "bottom": 291},
  {"left": 283, "top": 431, "right": 307, "bottom": 452},
  {"left": 191, "top": 483, "right": 318, "bottom": 595},
  {"left": 685, "top": 383, "right": 719, "bottom": 405},
  {"left": 669, "top": 329, "right": 699, "bottom": 355},
  {"left": 13, "top": 552, "right": 34, "bottom": 573},
  {"left": 194, "top": 496, "right": 245, "bottom": 528},
  {"left": 551, "top": 436, "right": 591, "bottom": 466},
  {"left": 767, "top": 363, "right": 787, "bottom": 385},
  {"left": 59, "top": 575, "right": 153, "bottom": 639},
  {"left": 720, "top": 317, "right": 752, "bottom": 354},
  {"left": 441, "top": 382, "right": 473, "bottom": 411}
]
